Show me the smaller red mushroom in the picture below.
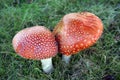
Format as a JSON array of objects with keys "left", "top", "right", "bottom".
[
  {"left": 53, "top": 12, "right": 103, "bottom": 63},
  {"left": 12, "top": 26, "right": 58, "bottom": 73}
]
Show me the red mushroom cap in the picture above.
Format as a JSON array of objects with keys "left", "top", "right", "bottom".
[
  {"left": 12, "top": 26, "right": 58, "bottom": 60},
  {"left": 53, "top": 12, "right": 103, "bottom": 56}
]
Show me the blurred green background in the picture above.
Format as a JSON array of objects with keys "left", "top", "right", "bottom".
[{"left": 0, "top": 0, "right": 120, "bottom": 80}]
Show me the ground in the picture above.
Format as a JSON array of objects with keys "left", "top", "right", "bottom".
[{"left": 0, "top": 0, "right": 120, "bottom": 80}]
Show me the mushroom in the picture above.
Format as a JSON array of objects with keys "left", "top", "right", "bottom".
[
  {"left": 53, "top": 12, "right": 103, "bottom": 63},
  {"left": 12, "top": 26, "right": 58, "bottom": 73}
]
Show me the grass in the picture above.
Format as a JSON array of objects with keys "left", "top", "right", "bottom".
[{"left": 0, "top": 0, "right": 120, "bottom": 80}]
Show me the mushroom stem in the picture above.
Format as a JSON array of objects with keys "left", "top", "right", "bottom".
[
  {"left": 62, "top": 55, "right": 71, "bottom": 64},
  {"left": 41, "top": 58, "right": 54, "bottom": 74}
]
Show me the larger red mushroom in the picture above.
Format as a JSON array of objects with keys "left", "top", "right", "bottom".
[
  {"left": 53, "top": 12, "right": 103, "bottom": 63},
  {"left": 12, "top": 26, "right": 58, "bottom": 73}
]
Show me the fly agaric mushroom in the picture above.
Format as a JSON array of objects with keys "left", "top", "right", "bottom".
[
  {"left": 53, "top": 12, "right": 103, "bottom": 63},
  {"left": 12, "top": 26, "right": 58, "bottom": 73}
]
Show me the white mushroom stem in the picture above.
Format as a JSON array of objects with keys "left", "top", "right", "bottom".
[
  {"left": 41, "top": 58, "right": 54, "bottom": 73},
  {"left": 62, "top": 55, "right": 71, "bottom": 64}
]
